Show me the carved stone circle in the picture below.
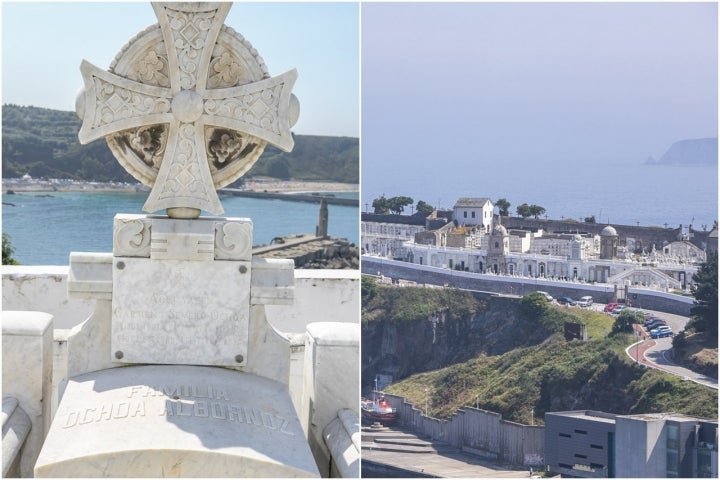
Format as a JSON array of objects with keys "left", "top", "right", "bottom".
[{"left": 76, "top": 2, "right": 299, "bottom": 218}]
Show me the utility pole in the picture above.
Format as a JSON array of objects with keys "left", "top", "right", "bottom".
[{"left": 425, "top": 387, "right": 429, "bottom": 416}]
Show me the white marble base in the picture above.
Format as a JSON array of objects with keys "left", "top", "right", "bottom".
[
  {"left": 2, "top": 311, "right": 53, "bottom": 478},
  {"left": 34, "top": 365, "right": 319, "bottom": 477}
]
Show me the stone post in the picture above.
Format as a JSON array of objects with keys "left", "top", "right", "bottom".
[
  {"left": 302, "top": 322, "right": 359, "bottom": 476},
  {"left": 2, "top": 311, "right": 53, "bottom": 477},
  {"left": 316, "top": 199, "right": 329, "bottom": 238}
]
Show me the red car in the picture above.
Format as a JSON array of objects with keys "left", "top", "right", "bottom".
[{"left": 603, "top": 303, "right": 618, "bottom": 312}]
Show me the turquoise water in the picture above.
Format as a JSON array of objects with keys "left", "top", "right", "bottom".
[{"left": 2, "top": 191, "right": 359, "bottom": 265}]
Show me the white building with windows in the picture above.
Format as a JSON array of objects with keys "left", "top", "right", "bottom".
[{"left": 452, "top": 198, "right": 494, "bottom": 232}]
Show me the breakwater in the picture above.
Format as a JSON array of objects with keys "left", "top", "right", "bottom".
[{"left": 220, "top": 188, "right": 358, "bottom": 206}]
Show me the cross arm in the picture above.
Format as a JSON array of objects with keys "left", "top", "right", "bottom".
[
  {"left": 77, "top": 60, "right": 174, "bottom": 144},
  {"left": 202, "top": 69, "right": 299, "bottom": 152}
]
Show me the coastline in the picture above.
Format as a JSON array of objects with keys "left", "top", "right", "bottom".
[{"left": 2, "top": 177, "right": 358, "bottom": 195}]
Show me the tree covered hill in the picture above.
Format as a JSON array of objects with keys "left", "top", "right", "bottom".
[{"left": 2, "top": 104, "right": 358, "bottom": 184}]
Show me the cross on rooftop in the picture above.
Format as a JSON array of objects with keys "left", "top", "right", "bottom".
[{"left": 76, "top": 2, "right": 299, "bottom": 218}]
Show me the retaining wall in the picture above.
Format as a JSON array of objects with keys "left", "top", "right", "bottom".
[
  {"left": 383, "top": 393, "right": 545, "bottom": 467},
  {"left": 363, "top": 257, "right": 693, "bottom": 316}
]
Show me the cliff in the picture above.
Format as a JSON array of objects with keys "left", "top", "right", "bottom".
[
  {"left": 647, "top": 137, "right": 718, "bottom": 166},
  {"left": 361, "top": 289, "right": 560, "bottom": 391}
]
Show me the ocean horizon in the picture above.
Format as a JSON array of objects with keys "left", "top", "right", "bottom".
[{"left": 362, "top": 162, "right": 718, "bottom": 230}]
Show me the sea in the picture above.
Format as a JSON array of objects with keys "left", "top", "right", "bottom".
[
  {"left": 3, "top": 162, "right": 718, "bottom": 265},
  {"left": 2, "top": 191, "right": 359, "bottom": 266},
  {"left": 362, "top": 162, "right": 719, "bottom": 231}
]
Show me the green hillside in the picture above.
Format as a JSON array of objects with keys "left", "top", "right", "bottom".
[
  {"left": 387, "top": 334, "right": 716, "bottom": 424},
  {"left": 2, "top": 104, "right": 358, "bottom": 184},
  {"left": 362, "top": 282, "right": 717, "bottom": 425}
]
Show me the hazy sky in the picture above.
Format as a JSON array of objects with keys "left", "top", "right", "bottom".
[
  {"left": 362, "top": 2, "right": 718, "bottom": 208},
  {"left": 1, "top": 2, "right": 359, "bottom": 137}
]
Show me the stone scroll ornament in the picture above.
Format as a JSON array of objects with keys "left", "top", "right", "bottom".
[{"left": 76, "top": 2, "right": 299, "bottom": 219}]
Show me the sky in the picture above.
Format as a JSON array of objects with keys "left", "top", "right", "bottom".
[
  {"left": 361, "top": 2, "right": 718, "bottom": 215},
  {"left": 1, "top": 1, "right": 359, "bottom": 137}
]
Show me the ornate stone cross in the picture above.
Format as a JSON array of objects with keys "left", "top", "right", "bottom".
[{"left": 76, "top": 2, "right": 299, "bottom": 218}]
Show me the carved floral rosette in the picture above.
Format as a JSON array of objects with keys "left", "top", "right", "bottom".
[{"left": 106, "top": 23, "right": 270, "bottom": 189}]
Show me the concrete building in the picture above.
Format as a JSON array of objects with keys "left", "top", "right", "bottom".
[
  {"left": 545, "top": 410, "right": 718, "bottom": 478},
  {"left": 545, "top": 411, "right": 617, "bottom": 478}
]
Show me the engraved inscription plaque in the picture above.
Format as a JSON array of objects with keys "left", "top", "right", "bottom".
[
  {"left": 34, "top": 365, "right": 320, "bottom": 477},
  {"left": 112, "top": 258, "right": 250, "bottom": 366}
]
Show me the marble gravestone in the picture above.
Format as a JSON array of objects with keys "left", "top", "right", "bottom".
[
  {"left": 34, "top": 366, "right": 317, "bottom": 477},
  {"left": 34, "top": 2, "right": 320, "bottom": 477}
]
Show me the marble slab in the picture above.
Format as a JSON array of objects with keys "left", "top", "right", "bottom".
[
  {"left": 34, "top": 365, "right": 320, "bottom": 477},
  {"left": 111, "top": 257, "right": 250, "bottom": 366}
]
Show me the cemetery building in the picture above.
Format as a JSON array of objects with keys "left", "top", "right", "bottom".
[
  {"left": 360, "top": 211, "right": 427, "bottom": 258},
  {"left": 363, "top": 197, "right": 706, "bottom": 291},
  {"left": 360, "top": 209, "right": 453, "bottom": 258},
  {"left": 452, "top": 197, "right": 494, "bottom": 232}
]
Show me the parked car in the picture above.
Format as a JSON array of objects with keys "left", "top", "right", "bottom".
[
  {"left": 612, "top": 305, "right": 628, "bottom": 314},
  {"left": 577, "top": 296, "right": 593, "bottom": 307},
  {"left": 534, "top": 291, "right": 554, "bottom": 302},
  {"left": 557, "top": 297, "right": 576, "bottom": 306},
  {"left": 651, "top": 328, "right": 673, "bottom": 339},
  {"left": 645, "top": 319, "right": 667, "bottom": 330},
  {"left": 645, "top": 323, "right": 666, "bottom": 332},
  {"left": 603, "top": 302, "right": 618, "bottom": 312},
  {"left": 645, "top": 317, "right": 666, "bottom": 326}
]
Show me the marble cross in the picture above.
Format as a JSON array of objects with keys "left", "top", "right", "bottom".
[{"left": 76, "top": 2, "right": 299, "bottom": 218}]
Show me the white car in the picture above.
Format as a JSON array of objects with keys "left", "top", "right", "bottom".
[
  {"left": 535, "top": 291, "right": 554, "bottom": 302},
  {"left": 577, "top": 296, "right": 593, "bottom": 307}
]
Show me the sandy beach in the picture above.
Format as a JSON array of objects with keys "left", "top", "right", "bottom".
[{"left": 2, "top": 177, "right": 358, "bottom": 195}]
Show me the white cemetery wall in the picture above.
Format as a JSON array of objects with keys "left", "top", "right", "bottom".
[
  {"left": 3, "top": 267, "right": 358, "bottom": 333},
  {"left": 265, "top": 270, "right": 360, "bottom": 333},
  {"left": 2, "top": 266, "right": 94, "bottom": 329},
  {"left": 1, "top": 311, "right": 53, "bottom": 477}
]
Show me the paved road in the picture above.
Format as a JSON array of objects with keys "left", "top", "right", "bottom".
[{"left": 619, "top": 307, "right": 719, "bottom": 390}]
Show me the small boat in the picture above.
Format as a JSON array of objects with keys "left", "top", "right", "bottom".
[{"left": 361, "top": 394, "right": 398, "bottom": 425}]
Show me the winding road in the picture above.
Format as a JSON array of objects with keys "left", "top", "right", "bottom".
[{"left": 614, "top": 307, "right": 719, "bottom": 389}]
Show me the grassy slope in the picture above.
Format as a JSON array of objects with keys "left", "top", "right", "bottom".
[{"left": 386, "top": 305, "right": 717, "bottom": 424}]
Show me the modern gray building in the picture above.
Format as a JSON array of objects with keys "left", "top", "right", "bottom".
[
  {"left": 545, "top": 410, "right": 718, "bottom": 478},
  {"left": 545, "top": 410, "right": 617, "bottom": 477}
]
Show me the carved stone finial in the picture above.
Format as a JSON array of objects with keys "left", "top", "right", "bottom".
[{"left": 76, "top": 2, "right": 299, "bottom": 218}]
